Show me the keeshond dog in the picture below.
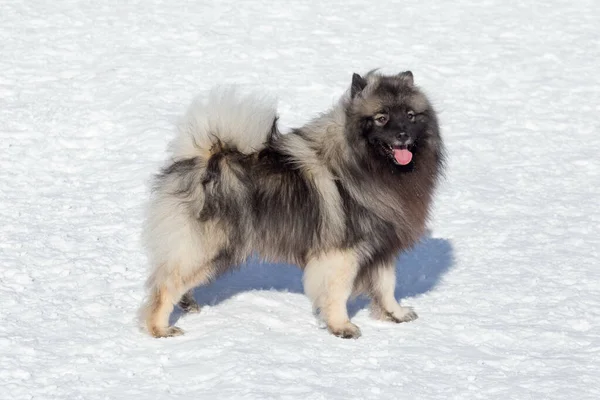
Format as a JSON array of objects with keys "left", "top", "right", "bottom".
[{"left": 140, "top": 70, "right": 445, "bottom": 339}]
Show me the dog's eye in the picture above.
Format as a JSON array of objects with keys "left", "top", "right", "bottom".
[
  {"left": 374, "top": 114, "right": 388, "bottom": 126},
  {"left": 407, "top": 110, "right": 416, "bottom": 121}
]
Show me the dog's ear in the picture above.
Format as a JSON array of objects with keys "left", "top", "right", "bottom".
[
  {"left": 398, "top": 71, "right": 414, "bottom": 86},
  {"left": 351, "top": 73, "right": 367, "bottom": 98}
]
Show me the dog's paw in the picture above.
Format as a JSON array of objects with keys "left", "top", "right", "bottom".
[
  {"left": 328, "top": 322, "right": 362, "bottom": 339},
  {"left": 181, "top": 303, "right": 201, "bottom": 314},
  {"left": 386, "top": 307, "right": 418, "bottom": 323},
  {"left": 178, "top": 294, "right": 201, "bottom": 314},
  {"left": 150, "top": 326, "right": 185, "bottom": 338}
]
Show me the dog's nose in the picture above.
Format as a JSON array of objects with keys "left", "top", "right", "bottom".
[{"left": 392, "top": 133, "right": 412, "bottom": 148}]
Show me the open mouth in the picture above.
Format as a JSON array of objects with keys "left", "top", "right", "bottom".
[{"left": 382, "top": 143, "right": 413, "bottom": 166}]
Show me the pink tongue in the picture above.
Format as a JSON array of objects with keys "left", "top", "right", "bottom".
[{"left": 393, "top": 148, "right": 413, "bottom": 165}]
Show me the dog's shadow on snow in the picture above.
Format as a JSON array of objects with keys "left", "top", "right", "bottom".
[{"left": 170, "top": 235, "right": 454, "bottom": 325}]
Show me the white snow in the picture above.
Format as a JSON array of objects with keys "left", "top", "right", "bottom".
[{"left": 1, "top": 0, "right": 599, "bottom": 398}]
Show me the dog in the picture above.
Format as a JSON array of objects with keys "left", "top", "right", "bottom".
[{"left": 140, "top": 70, "right": 445, "bottom": 339}]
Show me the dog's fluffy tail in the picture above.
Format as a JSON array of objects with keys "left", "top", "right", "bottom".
[
  {"left": 141, "top": 87, "right": 277, "bottom": 314},
  {"left": 170, "top": 86, "right": 278, "bottom": 160}
]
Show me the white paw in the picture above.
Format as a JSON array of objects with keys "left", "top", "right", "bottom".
[
  {"left": 150, "top": 326, "right": 185, "bottom": 338},
  {"left": 387, "top": 307, "right": 418, "bottom": 323},
  {"left": 328, "top": 322, "right": 362, "bottom": 339}
]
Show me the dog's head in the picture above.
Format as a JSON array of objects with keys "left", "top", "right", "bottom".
[{"left": 345, "top": 71, "right": 441, "bottom": 168}]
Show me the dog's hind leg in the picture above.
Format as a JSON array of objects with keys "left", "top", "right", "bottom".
[
  {"left": 303, "top": 249, "right": 361, "bottom": 339},
  {"left": 144, "top": 279, "right": 184, "bottom": 338},
  {"left": 178, "top": 289, "right": 201, "bottom": 313},
  {"left": 368, "top": 263, "right": 418, "bottom": 323},
  {"left": 142, "top": 263, "right": 215, "bottom": 338}
]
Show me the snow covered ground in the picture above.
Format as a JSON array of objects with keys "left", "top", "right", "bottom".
[{"left": 1, "top": 0, "right": 599, "bottom": 398}]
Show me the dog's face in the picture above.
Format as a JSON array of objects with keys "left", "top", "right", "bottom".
[{"left": 348, "top": 71, "right": 438, "bottom": 167}]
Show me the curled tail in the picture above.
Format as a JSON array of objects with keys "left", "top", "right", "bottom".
[
  {"left": 142, "top": 87, "right": 277, "bottom": 299},
  {"left": 170, "top": 86, "right": 278, "bottom": 160}
]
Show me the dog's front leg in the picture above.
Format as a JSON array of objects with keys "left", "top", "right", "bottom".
[
  {"left": 303, "top": 249, "right": 361, "bottom": 339},
  {"left": 369, "top": 263, "right": 418, "bottom": 323}
]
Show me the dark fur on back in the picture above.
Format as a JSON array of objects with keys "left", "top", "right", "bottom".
[{"left": 251, "top": 146, "right": 324, "bottom": 266}]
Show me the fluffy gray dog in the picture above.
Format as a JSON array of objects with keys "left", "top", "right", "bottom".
[{"left": 140, "top": 71, "right": 445, "bottom": 339}]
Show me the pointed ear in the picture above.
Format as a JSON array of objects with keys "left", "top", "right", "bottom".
[
  {"left": 398, "top": 71, "right": 414, "bottom": 86},
  {"left": 351, "top": 73, "right": 367, "bottom": 98}
]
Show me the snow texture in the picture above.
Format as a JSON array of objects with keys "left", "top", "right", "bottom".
[{"left": 1, "top": 0, "right": 599, "bottom": 399}]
